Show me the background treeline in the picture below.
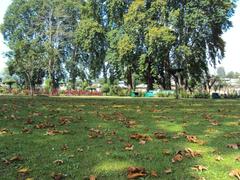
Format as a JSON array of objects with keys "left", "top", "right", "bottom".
[{"left": 1, "top": 0, "right": 237, "bottom": 92}]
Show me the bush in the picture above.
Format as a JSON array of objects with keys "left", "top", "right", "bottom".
[
  {"left": 118, "top": 89, "right": 130, "bottom": 96},
  {"left": 44, "top": 79, "right": 52, "bottom": 93},
  {"left": 110, "top": 85, "right": 121, "bottom": 96},
  {"left": 193, "top": 92, "right": 210, "bottom": 99},
  {"left": 156, "top": 92, "right": 175, "bottom": 98},
  {"left": 11, "top": 88, "right": 21, "bottom": 95},
  {"left": 180, "top": 90, "right": 191, "bottom": 98},
  {"left": 109, "top": 85, "right": 130, "bottom": 96},
  {"left": 101, "top": 84, "right": 110, "bottom": 95},
  {"left": 64, "top": 90, "right": 102, "bottom": 96},
  {"left": 223, "top": 93, "right": 240, "bottom": 99},
  {"left": 19, "top": 89, "right": 29, "bottom": 96},
  {"left": 0, "top": 87, "right": 8, "bottom": 94}
]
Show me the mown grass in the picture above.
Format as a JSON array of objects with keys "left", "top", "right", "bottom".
[{"left": 0, "top": 96, "right": 239, "bottom": 180}]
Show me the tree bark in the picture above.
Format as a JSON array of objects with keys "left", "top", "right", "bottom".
[{"left": 147, "top": 59, "right": 154, "bottom": 91}]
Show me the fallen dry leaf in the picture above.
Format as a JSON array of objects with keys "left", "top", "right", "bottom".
[
  {"left": 229, "top": 169, "right": 240, "bottom": 180},
  {"left": 186, "top": 135, "right": 206, "bottom": 145},
  {"left": 215, "top": 156, "right": 224, "bottom": 161},
  {"left": 33, "top": 112, "right": 42, "bottom": 116},
  {"left": 236, "top": 156, "right": 240, "bottom": 161},
  {"left": 35, "top": 122, "right": 55, "bottom": 129},
  {"left": 59, "top": 117, "right": 72, "bottom": 125},
  {"left": 24, "top": 119, "right": 33, "bottom": 125},
  {"left": 172, "top": 135, "right": 180, "bottom": 139},
  {"left": 127, "top": 167, "right": 147, "bottom": 179},
  {"left": 18, "top": 167, "right": 30, "bottom": 175},
  {"left": 192, "top": 165, "right": 208, "bottom": 172},
  {"left": 210, "top": 120, "right": 220, "bottom": 126},
  {"left": 22, "top": 128, "right": 32, "bottom": 134},
  {"left": 186, "top": 135, "right": 198, "bottom": 143},
  {"left": 51, "top": 172, "right": 65, "bottom": 180},
  {"left": 227, "top": 144, "right": 240, "bottom": 150},
  {"left": 124, "top": 143, "right": 134, "bottom": 151},
  {"left": 10, "top": 155, "right": 23, "bottom": 162},
  {"left": 184, "top": 148, "right": 202, "bottom": 158},
  {"left": 107, "top": 140, "right": 113, "bottom": 144},
  {"left": 172, "top": 148, "right": 201, "bottom": 163},
  {"left": 61, "top": 144, "right": 69, "bottom": 151},
  {"left": 163, "top": 149, "right": 171, "bottom": 156},
  {"left": 0, "top": 128, "right": 9, "bottom": 135},
  {"left": 172, "top": 154, "right": 183, "bottom": 163},
  {"left": 202, "top": 113, "right": 212, "bottom": 121},
  {"left": 53, "top": 160, "right": 64, "bottom": 165},
  {"left": 154, "top": 132, "right": 167, "bottom": 139},
  {"left": 139, "top": 140, "right": 146, "bottom": 145},
  {"left": 3, "top": 155, "right": 23, "bottom": 165},
  {"left": 126, "top": 120, "right": 137, "bottom": 128},
  {"left": 45, "top": 130, "right": 69, "bottom": 136},
  {"left": 164, "top": 168, "right": 172, "bottom": 174},
  {"left": 151, "top": 170, "right": 158, "bottom": 177},
  {"left": 88, "top": 128, "right": 103, "bottom": 138},
  {"left": 130, "top": 133, "right": 152, "bottom": 142},
  {"left": 112, "top": 105, "right": 125, "bottom": 108},
  {"left": 89, "top": 175, "right": 96, "bottom": 180}
]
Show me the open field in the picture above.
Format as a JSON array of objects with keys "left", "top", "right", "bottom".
[{"left": 0, "top": 96, "right": 240, "bottom": 180}]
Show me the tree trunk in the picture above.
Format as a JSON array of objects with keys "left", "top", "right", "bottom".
[
  {"left": 26, "top": 73, "right": 33, "bottom": 96},
  {"left": 174, "top": 73, "right": 180, "bottom": 99},
  {"left": 103, "top": 63, "right": 108, "bottom": 83},
  {"left": 127, "top": 68, "right": 133, "bottom": 90},
  {"left": 164, "top": 54, "right": 171, "bottom": 90},
  {"left": 71, "top": 77, "right": 76, "bottom": 90},
  {"left": 147, "top": 59, "right": 154, "bottom": 91}
]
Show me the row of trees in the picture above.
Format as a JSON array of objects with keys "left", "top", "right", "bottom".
[
  {"left": 217, "top": 67, "right": 240, "bottom": 78},
  {"left": 1, "top": 0, "right": 237, "bottom": 93}
]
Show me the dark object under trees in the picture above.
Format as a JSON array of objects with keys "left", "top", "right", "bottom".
[{"left": 212, "top": 93, "right": 221, "bottom": 99}]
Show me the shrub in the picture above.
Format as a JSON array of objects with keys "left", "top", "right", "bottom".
[
  {"left": 180, "top": 90, "right": 191, "bottom": 98},
  {"left": 156, "top": 91, "right": 175, "bottom": 98},
  {"left": 11, "top": 88, "right": 20, "bottom": 95},
  {"left": 223, "top": 93, "right": 240, "bottom": 99},
  {"left": 22, "top": 89, "right": 30, "bottom": 96},
  {"left": 64, "top": 90, "right": 102, "bottom": 96},
  {"left": 110, "top": 85, "right": 121, "bottom": 96},
  {"left": 0, "top": 87, "right": 8, "bottom": 94},
  {"left": 101, "top": 84, "right": 110, "bottom": 95},
  {"left": 44, "top": 79, "right": 52, "bottom": 93},
  {"left": 193, "top": 92, "right": 210, "bottom": 99}
]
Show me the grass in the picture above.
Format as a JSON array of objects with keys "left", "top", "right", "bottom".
[{"left": 0, "top": 96, "right": 239, "bottom": 180}]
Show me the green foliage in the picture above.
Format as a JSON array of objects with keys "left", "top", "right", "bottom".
[
  {"left": 81, "top": 81, "right": 89, "bottom": 90},
  {"left": 180, "top": 90, "right": 192, "bottom": 99},
  {"left": 156, "top": 91, "right": 175, "bottom": 98},
  {"left": 117, "top": 35, "right": 136, "bottom": 60},
  {"left": 110, "top": 85, "right": 130, "bottom": 96},
  {"left": 44, "top": 79, "right": 52, "bottom": 93},
  {"left": 101, "top": 83, "right": 110, "bottom": 95},
  {"left": 0, "top": 87, "right": 8, "bottom": 94},
  {"left": 193, "top": 92, "right": 210, "bottom": 99},
  {"left": 1, "top": 0, "right": 237, "bottom": 94}
]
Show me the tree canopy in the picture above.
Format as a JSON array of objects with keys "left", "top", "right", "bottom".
[{"left": 1, "top": 0, "right": 237, "bottom": 91}]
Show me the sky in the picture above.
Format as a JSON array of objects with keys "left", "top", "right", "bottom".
[{"left": 0, "top": 0, "right": 240, "bottom": 75}]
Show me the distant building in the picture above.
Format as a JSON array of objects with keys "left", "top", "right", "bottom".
[
  {"left": 135, "top": 84, "right": 147, "bottom": 92},
  {"left": 118, "top": 81, "right": 128, "bottom": 88}
]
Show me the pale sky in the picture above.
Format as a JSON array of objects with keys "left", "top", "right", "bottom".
[{"left": 0, "top": 0, "right": 240, "bottom": 74}]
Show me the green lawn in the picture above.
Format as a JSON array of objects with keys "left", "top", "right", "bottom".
[{"left": 0, "top": 96, "right": 239, "bottom": 180}]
